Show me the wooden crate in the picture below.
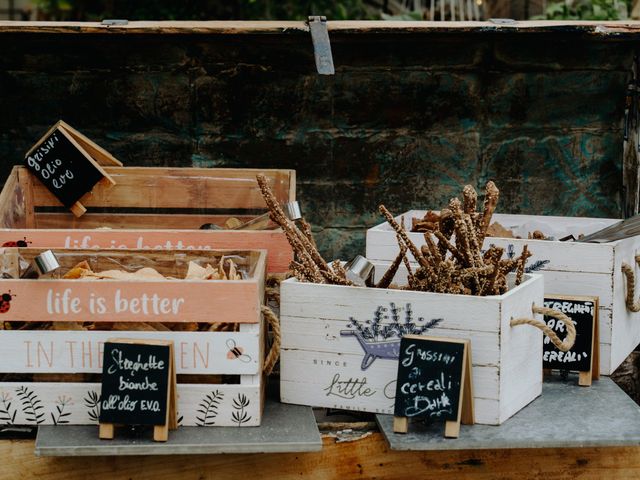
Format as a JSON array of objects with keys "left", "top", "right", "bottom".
[
  {"left": 280, "top": 273, "right": 546, "bottom": 425},
  {"left": 366, "top": 211, "right": 632, "bottom": 376},
  {"left": 0, "top": 247, "right": 267, "bottom": 427},
  {"left": 0, "top": 166, "right": 295, "bottom": 273}
]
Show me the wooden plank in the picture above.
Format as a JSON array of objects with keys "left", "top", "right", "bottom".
[
  {"left": 0, "top": 330, "right": 260, "bottom": 375},
  {"left": 280, "top": 279, "right": 503, "bottom": 334},
  {"left": 16, "top": 168, "right": 35, "bottom": 229},
  {"left": 0, "top": 20, "right": 310, "bottom": 35},
  {"left": 366, "top": 211, "right": 618, "bottom": 274},
  {"left": 498, "top": 274, "right": 544, "bottom": 424},
  {"left": 0, "top": 278, "right": 260, "bottom": 324},
  {"left": 0, "top": 229, "right": 291, "bottom": 274},
  {"left": 610, "top": 237, "right": 640, "bottom": 374},
  {"left": 280, "top": 349, "right": 500, "bottom": 423},
  {"left": 0, "top": 381, "right": 260, "bottom": 426},
  {"left": 26, "top": 167, "right": 294, "bottom": 210},
  {"left": 58, "top": 121, "right": 123, "bottom": 167},
  {"left": 2, "top": 20, "right": 640, "bottom": 36},
  {"left": 0, "top": 168, "right": 25, "bottom": 229},
  {"left": 281, "top": 316, "right": 501, "bottom": 366},
  {"left": 8, "top": 434, "right": 640, "bottom": 478},
  {"left": 34, "top": 213, "right": 256, "bottom": 230}
]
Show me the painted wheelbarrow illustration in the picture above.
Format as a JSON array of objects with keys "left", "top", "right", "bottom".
[{"left": 340, "top": 330, "right": 400, "bottom": 370}]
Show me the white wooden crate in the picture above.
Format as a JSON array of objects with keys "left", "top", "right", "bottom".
[
  {"left": 366, "top": 211, "right": 636, "bottom": 376},
  {"left": 0, "top": 325, "right": 264, "bottom": 427},
  {"left": 280, "top": 273, "right": 546, "bottom": 425}
]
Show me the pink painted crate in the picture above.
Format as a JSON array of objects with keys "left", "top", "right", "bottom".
[
  {"left": 0, "top": 166, "right": 295, "bottom": 273},
  {"left": 0, "top": 247, "right": 268, "bottom": 427}
]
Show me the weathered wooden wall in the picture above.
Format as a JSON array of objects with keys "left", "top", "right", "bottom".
[{"left": 0, "top": 25, "right": 634, "bottom": 259}]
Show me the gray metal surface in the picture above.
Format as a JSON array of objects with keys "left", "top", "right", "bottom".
[
  {"left": 35, "top": 397, "right": 321, "bottom": 456},
  {"left": 378, "top": 376, "right": 640, "bottom": 450},
  {"left": 308, "top": 16, "right": 335, "bottom": 75}
]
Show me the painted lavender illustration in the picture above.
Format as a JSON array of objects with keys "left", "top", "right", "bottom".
[
  {"left": 341, "top": 303, "right": 443, "bottom": 370},
  {"left": 503, "top": 244, "right": 550, "bottom": 272}
]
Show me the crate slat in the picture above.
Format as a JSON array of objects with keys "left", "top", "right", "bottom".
[
  {"left": 34, "top": 213, "right": 257, "bottom": 230},
  {"left": 0, "top": 279, "right": 260, "bottom": 324},
  {"left": 0, "top": 382, "right": 261, "bottom": 426},
  {"left": 28, "top": 167, "right": 294, "bottom": 210},
  {"left": 0, "top": 330, "right": 260, "bottom": 375}
]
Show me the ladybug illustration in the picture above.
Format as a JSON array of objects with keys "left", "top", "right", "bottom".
[
  {"left": 0, "top": 291, "right": 15, "bottom": 313},
  {"left": 2, "top": 237, "right": 30, "bottom": 247}
]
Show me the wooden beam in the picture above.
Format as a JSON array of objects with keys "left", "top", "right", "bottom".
[
  {"left": 25, "top": 166, "right": 294, "bottom": 211},
  {"left": 4, "top": 434, "right": 640, "bottom": 478},
  {"left": 2, "top": 20, "right": 640, "bottom": 36}
]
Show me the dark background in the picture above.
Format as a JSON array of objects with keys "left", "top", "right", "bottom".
[{"left": 0, "top": 28, "right": 631, "bottom": 259}]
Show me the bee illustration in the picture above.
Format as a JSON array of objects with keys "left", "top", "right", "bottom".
[
  {"left": 0, "top": 291, "right": 15, "bottom": 313},
  {"left": 2, "top": 237, "right": 30, "bottom": 247},
  {"left": 226, "top": 339, "right": 252, "bottom": 363}
]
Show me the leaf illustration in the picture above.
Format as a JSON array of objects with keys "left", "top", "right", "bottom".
[
  {"left": 231, "top": 393, "right": 251, "bottom": 426},
  {"left": 195, "top": 390, "right": 224, "bottom": 427},
  {"left": 417, "top": 317, "right": 444, "bottom": 334},
  {"left": 16, "top": 386, "right": 45, "bottom": 425},
  {"left": 232, "top": 394, "right": 250, "bottom": 410},
  {"left": 525, "top": 260, "right": 550, "bottom": 272},
  {"left": 51, "top": 396, "right": 72, "bottom": 425},
  {"left": 83, "top": 390, "right": 101, "bottom": 423},
  {"left": 0, "top": 392, "right": 16, "bottom": 425}
]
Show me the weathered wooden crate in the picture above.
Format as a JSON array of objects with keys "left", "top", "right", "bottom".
[
  {"left": 0, "top": 166, "right": 294, "bottom": 273},
  {"left": 0, "top": 247, "right": 267, "bottom": 427},
  {"left": 280, "top": 273, "right": 548, "bottom": 425},
  {"left": 366, "top": 211, "right": 633, "bottom": 376}
]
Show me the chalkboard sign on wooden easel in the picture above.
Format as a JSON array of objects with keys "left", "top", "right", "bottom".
[
  {"left": 393, "top": 335, "right": 474, "bottom": 438},
  {"left": 24, "top": 120, "right": 121, "bottom": 218},
  {"left": 99, "top": 339, "right": 177, "bottom": 442},
  {"left": 543, "top": 295, "right": 600, "bottom": 387}
]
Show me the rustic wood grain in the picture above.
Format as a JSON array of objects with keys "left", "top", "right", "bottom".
[
  {"left": 4, "top": 434, "right": 640, "bottom": 479},
  {"left": 2, "top": 20, "right": 640, "bottom": 36}
]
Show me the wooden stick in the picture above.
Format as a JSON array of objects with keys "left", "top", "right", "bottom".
[
  {"left": 70, "top": 201, "right": 87, "bottom": 218},
  {"left": 379, "top": 204, "right": 431, "bottom": 271},
  {"left": 99, "top": 423, "right": 114, "bottom": 440},
  {"left": 393, "top": 416, "right": 408, "bottom": 434}
]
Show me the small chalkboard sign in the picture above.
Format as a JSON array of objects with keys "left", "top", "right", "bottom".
[
  {"left": 393, "top": 335, "right": 474, "bottom": 438},
  {"left": 543, "top": 295, "right": 600, "bottom": 387},
  {"left": 99, "top": 339, "right": 177, "bottom": 442},
  {"left": 24, "top": 121, "right": 121, "bottom": 217}
]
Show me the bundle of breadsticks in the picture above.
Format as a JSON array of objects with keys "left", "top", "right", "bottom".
[{"left": 258, "top": 174, "right": 531, "bottom": 296}]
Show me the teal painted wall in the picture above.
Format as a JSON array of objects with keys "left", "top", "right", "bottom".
[{"left": 0, "top": 31, "right": 632, "bottom": 259}]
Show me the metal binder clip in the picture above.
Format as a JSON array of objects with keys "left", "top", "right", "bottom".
[
  {"left": 102, "top": 19, "right": 128, "bottom": 25},
  {"left": 283, "top": 201, "right": 302, "bottom": 221},
  {"left": 488, "top": 18, "right": 517, "bottom": 25},
  {"left": 21, "top": 250, "right": 61, "bottom": 279},
  {"left": 344, "top": 255, "right": 375, "bottom": 287},
  {"left": 308, "top": 16, "right": 335, "bottom": 75}
]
